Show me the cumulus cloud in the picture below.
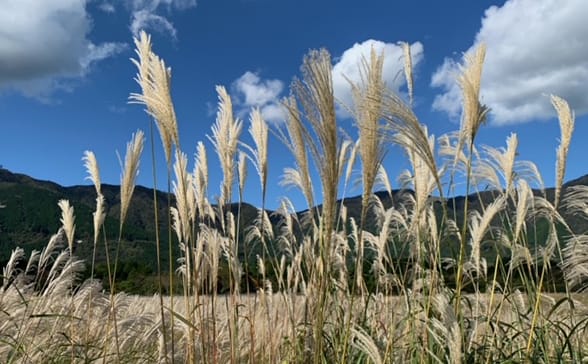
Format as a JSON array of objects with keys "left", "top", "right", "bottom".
[
  {"left": 229, "top": 40, "right": 424, "bottom": 123},
  {"left": 128, "top": 0, "right": 197, "bottom": 38},
  {"left": 232, "top": 71, "right": 286, "bottom": 123},
  {"left": 431, "top": 0, "right": 588, "bottom": 125},
  {"left": 332, "top": 39, "right": 424, "bottom": 117},
  {"left": 0, "top": 0, "right": 126, "bottom": 99}
]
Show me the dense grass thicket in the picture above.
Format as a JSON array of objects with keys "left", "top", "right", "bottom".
[{"left": 2, "top": 32, "right": 588, "bottom": 363}]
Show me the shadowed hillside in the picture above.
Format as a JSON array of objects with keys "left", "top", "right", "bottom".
[{"left": 2, "top": 166, "right": 588, "bottom": 293}]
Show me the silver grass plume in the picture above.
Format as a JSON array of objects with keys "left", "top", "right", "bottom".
[
  {"left": 245, "top": 210, "right": 274, "bottom": 244},
  {"left": 237, "top": 151, "right": 248, "bottom": 195},
  {"left": 93, "top": 195, "right": 106, "bottom": 247},
  {"left": 467, "top": 196, "right": 505, "bottom": 277},
  {"left": 337, "top": 139, "right": 353, "bottom": 193},
  {"left": 396, "top": 129, "right": 438, "bottom": 220},
  {"left": 438, "top": 132, "right": 468, "bottom": 177},
  {"left": 130, "top": 31, "right": 179, "bottom": 164},
  {"left": 58, "top": 199, "right": 76, "bottom": 254},
  {"left": 350, "top": 47, "right": 386, "bottom": 210},
  {"left": 375, "top": 164, "right": 393, "bottom": 197},
  {"left": 561, "top": 185, "right": 588, "bottom": 220},
  {"left": 37, "top": 229, "right": 65, "bottom": 281},
  {"left": 83, "top": 151, "right": 101, "bottom": 195},
  {"left": 458, "top": 44, "right": 489, "bottom": 146},
  {"left": 172, "top": 150, "right": 192, "bottom": 244},
  {"left": 350, "top": 326, "right": 383, "bottom": 364},
  {"left": 83, "top": 151, "right": 106, "bottom": 245},
  {"left": 119, "top": 130, "right": 145, "bottom": 229},
  {"left": 477, "top": 133, "right": 518, "bottom": 195},
  {"left": 2, "top": 247, "right": 25, "bottom": 289},
  {"left": 532, "top": 195, "right": 569, "bottom": 229},
  {"left": 551, "top": 95, "right": 575, "bottom": 209},
  {"left": 562, "top": 235, "right": 588, "bottom": 290},
  {"left": 432, "top": 292, "right": 462, "bottom": 364},
  {"left": 513, "top": 179, "right": 533, "bottom": 243},
  {"left": 280, "top": 95, "right": 315, "bottom": 210},
  {"left": 24, "top": 250, "right": 41, "bottom": 279},
  {"left": 193, "top": 141, "right": 209, "bottom": 212},
  {"left": 475, "top": 134, "right": 543, "bottom": 196},
  {"left": 44, "top": 255, "right": 85, "bottom": 297},
  {"left": 383, "top": 91, "right": 443, "bottom": 195},
  {"left": 208, "top": 86, "right": 242, "bottom": 207},
  {"left": 45, "top": 250, "right": 72, "bottom": 292},
  {"left": 244, "top": 108, "right": 269, "bottom": 198},
  {"left": 292, "top": 48, "right": 340, "bottom": 235},
  {"left": 343, "top": 140, "right": 358, "bottom": 193},
  {"left": 400, "top": 41, "right": 414, "bottom": 106},
  {"left": 540, "top": 221, "right": 559, "bottom": 265}
]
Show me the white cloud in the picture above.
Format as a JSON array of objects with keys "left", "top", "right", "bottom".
[
  {"left": 431, "top": 0, "right": 588, "bottom": 125},
  {"left": 229, "top": 41, "right": 424, "bottom": 123},
  {"left": 130, "top": 9, "right": 177, "bottom": 39},
  {"left": 332, "top": 39, "right": 424, "bottom": 117},
  {"left": 232, "top": 71, "right": 286, "bottom": 123},
  {"left": 99, "top": 2, "right": 115, "bottom": 13},
  {"left": 0, "top": 0, "right": 126, "bottom": 99},
  {"left": 128, "top": 0, "right": 197, "bottom": 38}
]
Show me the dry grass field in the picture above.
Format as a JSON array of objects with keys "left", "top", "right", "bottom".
[{"left": 2, "top": 32, "right": 588, "bottom": 363}]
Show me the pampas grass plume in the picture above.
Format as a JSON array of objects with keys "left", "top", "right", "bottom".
[
  {"left": 246, "top": 108, "right": 269, "bottom": 195},
  {"left": 119, "top": 130, "right": 145, "bottom": 229},
  {"left": 130, "top": 31, "right": 179, "bottom": 164},
  {"left": 551, "top": 95, "right": 575, "bottom": 208},
  {"left": 58, "top": 199, "right": 76, "bottom": 253},
  {"left": 83, "top": 150, "right": 101, "bottom": 195},
  {"left": 208, "top": 85, "right": 242, "bottom": 206}
]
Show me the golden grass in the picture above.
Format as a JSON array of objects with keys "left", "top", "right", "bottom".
[{"left": 2, "top": 32, "right": 588, "bottom": 363}]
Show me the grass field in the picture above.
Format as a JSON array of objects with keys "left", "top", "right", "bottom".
[{"left": 2, "top": 32, "right": 588, "bottom": 363}]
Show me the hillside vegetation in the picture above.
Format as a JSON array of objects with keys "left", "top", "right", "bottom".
[{"left": 2, "top": 168, "right": 587, "bottom": 293}]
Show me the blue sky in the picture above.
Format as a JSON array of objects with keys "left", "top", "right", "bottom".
[{"left": 1, "top": 0, "right": 587, "bottom": 210}]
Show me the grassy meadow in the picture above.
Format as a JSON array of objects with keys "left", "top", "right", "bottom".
[{"left": 2, "top": 32, "right": 588, "bottom": 363}]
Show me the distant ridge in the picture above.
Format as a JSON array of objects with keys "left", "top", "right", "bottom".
[{"left": 1, "top": 167, "right": 588, "bottom": 293}]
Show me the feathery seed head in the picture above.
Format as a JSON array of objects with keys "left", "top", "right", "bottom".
[
  {"left": 193, "top": 141, "right": 209, "bottom": 203},
  {"left": 130, "top": 31, "right": 179, "bottom": 164},
  {"left": 119, "top": 130, "right": 145, "bottom": 229},
  {"left": 383, "top": 92, "right": 443, "bottom": 195},
  {"left": 293, "top": 48, "right": 341, "bottom": 234},
  {"left": 93, "top": 194, "right": 106, "bottom": 246},
  {"left": 401, "top": 41, "right": 414, "bottom": 106},
  {"left": 238, "top": 151, "right": 248, "bottom": 194},
  {"left": 281, "top": 95, "right": 314, "bottom": 210},
  {"left": 172, "top": 150, "right": 192, "bottom": 244},
  {"left": 476, "top": 133, "right": 519, "bottom": 194},
  {"left": 551, "top": 95, "right": 575, "bottom": 208},
  {"left": 58, "top": 199, "right": 76, "bottom": 254},
  {"left": 247, "top": 108, "right": 269, "bottom": 195},
  {"left": 82, "top": 150, "right": 101, "bottom": 195},
  {"left": 208, "top": 85, "right": 243, "bottom": 206},
  {"left": 468, "top": 196, "right": 505, "bottom": 276},
  {"left": 350, "top": 47, "right": 387, "bottom": 207},
  {"left": 458, "top": 44, "right": 488, "bottom": 144},
  {"left": 562, "top": 234, "right": 588, "bottom": 289}
]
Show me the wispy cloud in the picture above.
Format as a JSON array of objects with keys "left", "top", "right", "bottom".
[
  {"left": 431, "top": 0, "right": 588, "bottom": 125},
  {"left": 231, "top": 71, "right": 286, "bottom": 123},
  {"left": 0, "top": 0, "right": 126, "bottom": 100},
  {"left": 98, "top": 2, "right": 116, "bottom": 13},
  {"left": 128, "top": 0, "right": 197, "bottom": 39}
]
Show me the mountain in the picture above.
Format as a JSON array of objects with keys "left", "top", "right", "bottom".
[
  {"left": 1, "top": 167, "right": 588, "bottom": 292},
  {"left": 0, "top": 167, "right": 266, "bottom": 293}
]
